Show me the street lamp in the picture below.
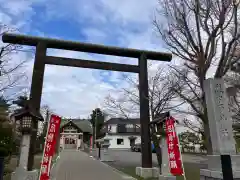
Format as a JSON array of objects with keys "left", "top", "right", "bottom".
[
  {"left": 21, "top": 116, "right": 33, "bottom": 133},
  {"left": 11, "top": 105, "right": 43, "bottom": 171},
  {"left": 13, "top": 108, "right": 43, "bottom": 133},
  {"left": 150, "top": 112, "right": 179, "bottom": 178}
]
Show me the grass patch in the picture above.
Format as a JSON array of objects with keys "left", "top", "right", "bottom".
[
  {"left": 176, "top": 163, "right": 200, "bottom": 180},
  {"left": 107, "top": 162, "right": 200, "bottom": 180},
  {"left": 3, "top": 154, "right": 43, "bottom": 180},
  {"left": 3, "top": 153, "right": 60, "bottom": 180}
]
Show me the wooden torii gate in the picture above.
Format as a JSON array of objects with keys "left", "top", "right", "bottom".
[{"left": 2, "top": 33, "right": 172, "bottom": 171}]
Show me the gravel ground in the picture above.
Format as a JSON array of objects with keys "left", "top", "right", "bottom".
[{"left": 91, "top": 149, "right": 207, "bottom": 169}]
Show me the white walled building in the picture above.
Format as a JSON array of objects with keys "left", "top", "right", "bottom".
[{"left": 103, "top": 118, "right": 141, "bottom": 149}]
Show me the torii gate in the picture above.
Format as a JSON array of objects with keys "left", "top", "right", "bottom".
[{"left": 2, "top": 33, "right": 172, "bottom": 176}]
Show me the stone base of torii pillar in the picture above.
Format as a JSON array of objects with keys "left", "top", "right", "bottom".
[
  {"left": 136, "top": 137, "right": 177, "bottom": 179},
  {"left": 136, "top": 167, "right": 159, "bottom": 179}
]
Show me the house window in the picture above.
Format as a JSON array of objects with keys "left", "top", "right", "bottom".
[
  {"left": 108, "top": 125, "right": 112, "bottom": 132},
  {"left": 133, "top": 124, "right": 140, "bottom": 132},
  {"left": 126, "top": 124, "right": 134, "bottom": 128},
  {"left": 126, "top": 124, "right": 134, "bottom": 132},
  {"left": 117, "top": 124, "right": 126, "bottom": 133},
  {"left": 117, "top": 138, "right": 124, "bottom": 145}
]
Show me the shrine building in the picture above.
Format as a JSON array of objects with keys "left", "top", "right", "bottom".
[{"left": 59, "top": 119, "right": 92, "bottom": 150}]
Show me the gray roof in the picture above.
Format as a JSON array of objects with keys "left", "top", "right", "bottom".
[
  {"left": 60, "top": 119, "right": 92, "bottom": 134},
  {"left": 10, "top": 107, "right": 44, "bottom": 121},
  {"left": 105, "top": 118, "right": 140, "bottom": 125}
]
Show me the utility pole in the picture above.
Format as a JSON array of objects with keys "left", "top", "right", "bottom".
[{"left": 45, "top": 109, "right": 49, "bottom": 122}]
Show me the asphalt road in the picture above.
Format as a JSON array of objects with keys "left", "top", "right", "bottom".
[{"left": 100, "top": 150, "right": 208, "bottom": 169}]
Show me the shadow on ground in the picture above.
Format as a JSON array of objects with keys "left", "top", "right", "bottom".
[{"left": 87, "top": 149, "right": 207, "bottom": 180}]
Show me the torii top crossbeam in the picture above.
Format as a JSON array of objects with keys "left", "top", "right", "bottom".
[{"left": 2, "top": 33, "right": 172, "bottom": 61}]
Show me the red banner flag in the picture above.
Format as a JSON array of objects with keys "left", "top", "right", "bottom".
[
  {"left": 165, "top": 116, "right": 184, "bottom": 176},
  {"left": 39, "top": 114, "right": 61, "bottom": 180}
]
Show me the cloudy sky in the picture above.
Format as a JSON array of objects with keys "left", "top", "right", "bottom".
[{"left": 0, "top": 0, "right": 173, "bottom": 118}]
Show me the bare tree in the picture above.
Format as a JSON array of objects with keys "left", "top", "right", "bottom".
[
  {"left": 0, "top": 23, "right": 29, "bottom": 98},
  {"left": 167, "top": 65, "right": 208, "bottom": 149},
  {"left": 39, "top": 104, "right": 56, "bottom": 135},
  {"left": 225, "top": 72, "right": 240, "bottom": 123},
  {"left": 41, "top": 104, "right": 54, "bottom": 120},
  {"left": 104, "top": 66, "right": 179, "bottom": 173},
  {"left": 154, "top": 0, "right": 240, "bottom": 154},
  {"left": 104, "top": 66, "right": 179, "bottom": 120}
]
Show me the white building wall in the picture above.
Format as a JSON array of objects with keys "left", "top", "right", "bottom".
[
  {"left": 60, "top": 136, "right": 64, "bottom": 146},
  {"left": 77, "top": 139, "right": 81, "bottom": 149},
  {"left": 135, "top": 136, "right": 141, "bottom": 144},
  {"left": 105, "top": 134, "right": 141, "bottom": 149},
  {"left": 108, "top": 124, "right": 117, "bottom": 133}
]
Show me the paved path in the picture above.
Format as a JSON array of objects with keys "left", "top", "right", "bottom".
[{"left": 54, "top": 150, "right": 134, "bottom": 180}]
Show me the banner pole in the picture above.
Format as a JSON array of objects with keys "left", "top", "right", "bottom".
[
  {"left": 39, "top": 113, "right": 52, "bottom": 180},
  {"left": 173, "top": 119, "right": 186, "bottom": 180},
  {"left": 39, "top": 114, "right": 61, "bottom": 180}
]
